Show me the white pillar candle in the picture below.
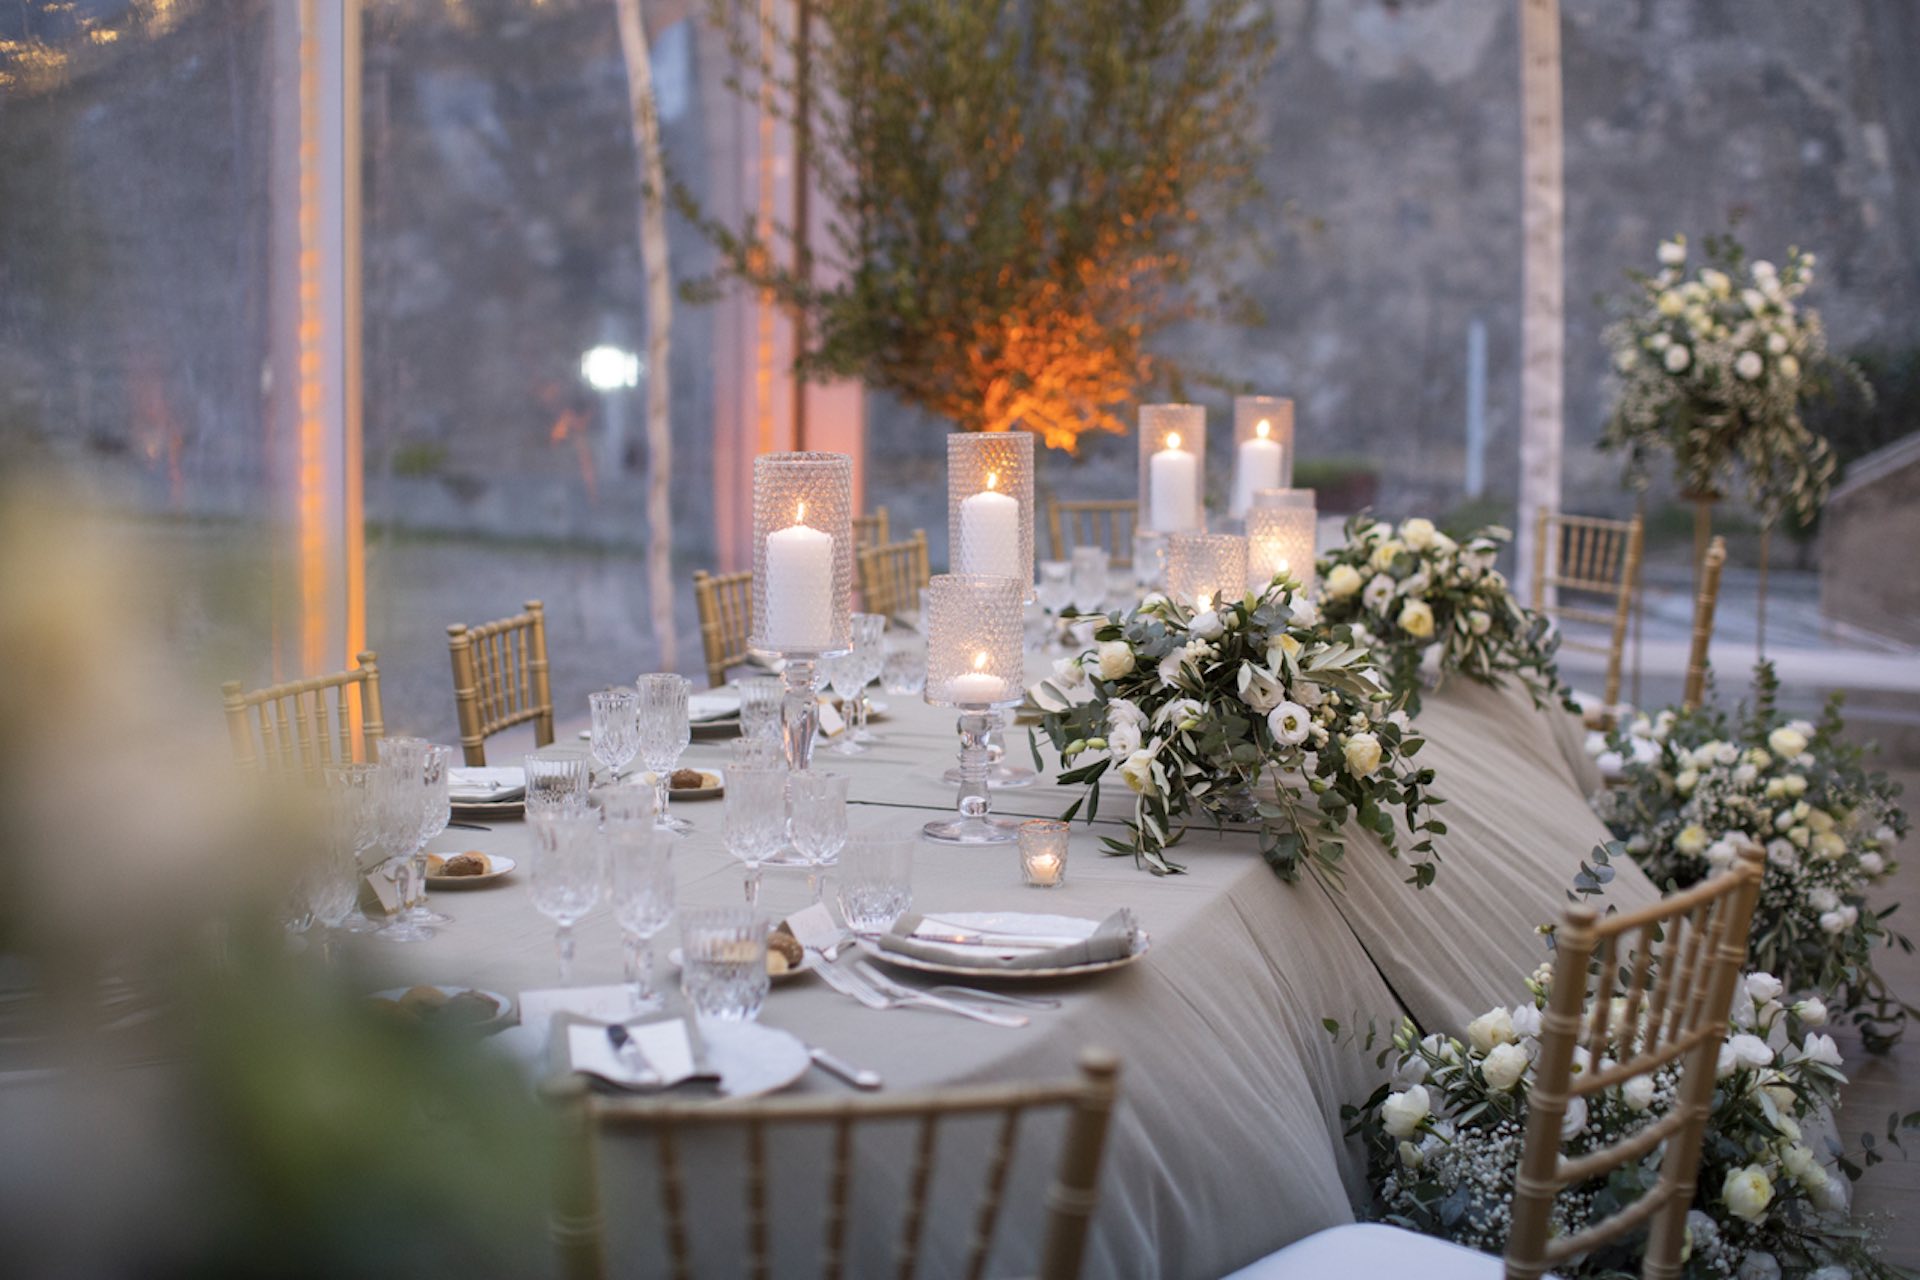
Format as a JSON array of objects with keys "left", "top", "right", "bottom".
[
  {"left": 955, "top": 472, "right": 1022, "bottom": 579},
  {"left": 764, "top": 506, "right": 835, "bottom": 649},
  {"left": 949, "top": 652, "right": 1009, "bottom": 705},
  {"left": 1230, "top": 420, "right": 1284, "bottom": 517},
  {"left": 1149, "top": 433, "right": 1200, "bottom": 532}
]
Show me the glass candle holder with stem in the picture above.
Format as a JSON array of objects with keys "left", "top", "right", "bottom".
[
  {"left": 527, "top": 807, "right": 603, "bottom": 983},
  {"left": 400, "top": 743, "right": 454, "bottom": 928},
  {"left": 589, "top": 687, "right": 641, "bottom": 784},
  {"left": 851, "top": 613, "right": 887, "bottom": 742},
  {"left": 789, "top": 771, "right": 849, "bottom": 902},
  {"left": 605, "top": 817, "right": 675, "bottom": 1013},
  {"left": 922, "top": 574, "right": 1027, "bottom": 844},
  {"left": 1166, "top": 533, "right": 1248, "bottom": 613},
  {"left": 722, "top": 740, "right": 789, "bottom": 907},
  {"left": 635, "top": 672, "right": 693, "bottom": 832},
  {"left": 941, "top": 709, "right": 1035, "bottom": 789},
  {"left": 373, "top": 738, "right": 434, "bottom": 943},
  {"left": 947, "top": 430, "right": 1035, "bottom": 592},
  {"left": 525, "top": 745, "right": 593, "bottom": 815},
  {"left": 322, "top": 762, "right": 384, "bottom": 933},
  {"left": 749, "top": 452, "right": 855, "bottom": 777}
]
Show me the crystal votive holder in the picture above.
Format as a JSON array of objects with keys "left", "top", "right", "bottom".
[
  {"left": 1165, "top": 533, "right": 1248, "bottom": 611},
  {"left": 923, "top": 574, "right": 1026, "bottom": 844},
  {"left": 1247, "top": 488, "right": 1318, "bottom": 596},
  {"left": 948, "top": 431, "right": 1035, "bottom": 600},
  {"left": 1018, "top": 820, "right": 1069, "bottom": 888}
]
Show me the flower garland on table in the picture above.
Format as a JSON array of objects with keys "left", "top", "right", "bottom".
[
  {"left": 1601, "top": 232, "right": 1857, "bottom": 524},
  {"left": 1315, "top": 515, "right": 1573, "bottom": 717},
  {"left": 1033, "top": 574, "right": 1445, "bottom": 884},
  {"left": 1336, "top": 967, "right": 1916, "bottom": 1279},
  {"left": 1596, "top": 664, "right": 1911, "bottom": 1049}
]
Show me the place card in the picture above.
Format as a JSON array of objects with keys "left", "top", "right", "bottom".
[
  {"left": 817, "top": 698, "right": 847, "bottom": 738},
  {"left": 784, "top": 901, "right": 844, "bottom": 952},
  {"left": 567, "top": 1017, "right": 698, "bottom": 1088},
  {"left": 358, "top": 874, "right": 401, "bottom": 917}
]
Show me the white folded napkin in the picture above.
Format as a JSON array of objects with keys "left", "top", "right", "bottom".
[
  {"left": 567, "top": 1018, "right": 700, "bottom": 1088},
  {"left": 688, "top": 690, "right": 741, "bottom": 723},
  {"left": 449, "top": 765, "right": 524, "bottom": 802}
]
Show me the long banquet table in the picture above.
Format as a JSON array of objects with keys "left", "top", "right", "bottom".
[{"left": 389, "top": 668, "right": 1659, "bottom": 1279}]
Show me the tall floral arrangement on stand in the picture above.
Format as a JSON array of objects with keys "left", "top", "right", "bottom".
[
  {"left": 1597, "top": 665, "right": 1911, "bottom": 1049},
  {"left": 1033, "top": 574, "right": 1445, "bottom": 884},
  {"left": 1601, "top": 233, "right": 1851, "bottom": 526},
  {"left": 1316, "top": 515, "right": 1572, "bottom": 717},
  {"left": 1335, "top": 969, "right": 1916, "bottom": 1279}
]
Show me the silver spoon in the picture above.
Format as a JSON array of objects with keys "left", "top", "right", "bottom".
[{"left": 807, "top": 1044, "right": 882, "bottom": 1090}]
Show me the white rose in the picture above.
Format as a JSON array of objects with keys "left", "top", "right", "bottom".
[
  {"left": 1778, "top": 353, "right": 1800, "bottom": 379},
  {"left": 1811, "top": 831, "right": 1846, "bottom": 860},
  {"left": 1793, "top": 997, "right": 1828, "bottom": 1026},
  {"left": 1468, "top": 610, "right": 1491, "bottom": 636},
  {"left": 1325, "top": 563, "right": 1363, "bottom": 599},
  {"left": 1675, "top": 825, "right": 1710, "bottom": 857},
  {"left": 1481, "top": 1042, "right": 1529, "bottom": 1091},
  {"left": 1723, "top": 1164, "right": 1773, "bottom": 1223},
  {"left": 1396, "top": 599, "right": 1435, "bottom": 640},
  {"left": 1268, "top": 701, "right": 1312, "bottom": 746},
  {"left": 1561, "top": 1094, "right": 1588, "bottom": 1139},
  {"left": 1237, "top": 662, "right": 1286, "bottom": 714},
  {"left": 1189, "top": 609, "right": 1225, "bottom": 640},
  {"left": 1657, "top": 289, "right": 1684, "bottom": 316},
  {"left": 1745, "top": 973, "right": 1784, "bottom": 1004},
  {"left": 1094, "top": 640, "right": 1135, "bottom": 680},
  {"left": 1768, "top": 726, "right": 1808, "bottom": 758},
  {"left": 1675, "top": 769, "right": 1699, "bottom": 795},
  {"left": 1818, "top": 910, "right": 1849, "bottom": 936},
  {"left": 1701, "top": 267, "right": 1733, "bottom": 297},
  {"left": 1741, "top": 287, "right": 1767, "bottom": 314},
  {"left": 1735, "top": 349, "right": 1765, "bottom": 380},
  {"left": 1621, "top": 1074, "right": 1656, "bottom": 1112},
  {"left": 1400, "top": 517, "right": 1437, "bottom": 550},
  {"left": 1288, "top": 598, "right": 1319, "bottom": 628},
  {"left": 1860, "top": 851, "right": 1885, "bottom": 876},
  {"left": 1664, "top": 343, "right": 1692, "bottom": 373},
  {"left": 1766, "top": 330, "right": 1789, "bottom": 355},
  {"left": 1380, "top": 1084, "right": 1430, "bottom": 1139},
  {"left": 1118, "top": 749, "right": 1158, "bottom": 796},
  {"left": 1783, "top": 773, "right": 1808, "bottom": 796},
  {"left": 1467, "top": 1006, "right": 1516, "bottom": 1052},
  {"left": 1658, "top": 238, "right": 1687, "bottom": 266},
  {"left": 1370, "top": 540, "right": 1405, "bottom": 572},
  {"left": 1342, "top": 732, "right": 1383, "bottom": 778},
  {"left": 1728, "top": 1033, "right": 1774, "bottom": 1070},
  {"left": 1780, "top": 1144, "right": 1820, "bottom": 1184}
]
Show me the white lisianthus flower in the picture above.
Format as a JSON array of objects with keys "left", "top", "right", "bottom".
[
  {"left": 1737, "top": 1253, "right": 1782, "bottom": 1280},
  {"left": 1118, "top": 749, "right": 1158, "bottom": 796},
  {"left": 1267, "top": 633, "right": 1302, "bottom": 671},
  {"left": 1362, "top": 574, "right": 1396, "bottom": 614},
  {"left": 1561, "top": 1094, "right": 1588, "bottom": 1139},
  {"left": 1778, "top": 353, "right": 1800, "bottom": 379},
  {"left": 1369, "top": 540, "right": 1404, "bottom": 572},
  {"left": 1051, "top": 655, "right": 1087, "bottom": 689},
  {"left": 1380, "top": 1084, "right": 1430, "bottom": 1139},
  {"left": 1094, "top": 640, "right": 1135, "bottom": 680},
  {"left": 1468, "top": 610, "right": 1491, "bottom": 636},
  {"left": 1396, "top": 599, "right": 1436, "bottom": 640},
  {"left": 1664, "top": 343, "right": 1691, "bottom": 373},
  {"left": 1467, "top": 1007, "right": 1516, "bottom": 1052},
  {"left": 1735, "top": 350, "right": 1765, "bottom": 380},
  {"left": 1701, "top": 267, "right": 1733, "bottom": 297},
  {"left": 1674, "top": 825, "right": 1710, "bottom": 857},
  {"left": 1237, "top": 662, "right": 1286, "bottom": 714},
  {"left": 1796, "top": 1033, "right": 1844, "bottom": 1067},
  {"left": 1657, "top": 238, "right": 1687, "bottom": 266},
  {"left": 1766, "top": 329, "right": 1789, "bottom": 355},
  {"left": 1860, "top": 851, "right": 1885, "bottom": 876},
  {"left": 1325, "top": 563, "right": 1363, "bottom": 599},
  {"left": 1481, "top": 1042, "right": 1529, "bottom": 1091},
  {"left": 1287, "top": 598, "right": 1319, "bottom": 628},
  {"left": 1728, "top": 1033, "right": 1774, "bottom": 1069},
  {"left": 1397, "top": 1139, "right": 1424, "bottom": 1168},
  {"left": 1793, "top": 997, "right": 1828, "bottom": 1026},
  {"left": 1510, "top": 1003, "right": 1542, "bottom": 1039},
  {"left": 1268, "top": 702, "right": 1312, "bottom": 746},
  {"left": 1675, "top": 768, "right": 1699, "bottom": 795},
  {"left": 1723, "top": 1164, "right": 1773, "bottom": 1223},
  {"left": 1622, "top": 1074, "right": 1656, "bottom": 1112},
  {"left": 1189, "top": 609, "right": 1225, "bottom": 640},
  {"left": 1818, "top": 909, "right": 1848, "bottom": 935},
  {"left": 1745, "top": 973, "right": 1784, "bottom": 1004},
  {"left": 1154, "top": 698, "right": 1206, "bottom": 733},
  {"left": 1106, "top": 720, "right": 1143, "bottom": 759},
  {"left": 1768, "top": 726, "right": 1808, "bottom": 758},
  {"left": 1657, "top": 289, "right": 1684, "bottom": 316},
  {"left": 1400, "top": 517, "right": 1437, "bottom": 550},
  {"left": 1342, "top": 732, "right": 1383, "bottom": 778},
  {"left": 1811, "top": 831, "right": 1847, "bottom": 860},
  {"left": 1782, "top": 773, "right": 1808, "bottom": 797}
]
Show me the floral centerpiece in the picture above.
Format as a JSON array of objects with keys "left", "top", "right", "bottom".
[
  {"left": 1337, "top": 966, "right": 1913, "bottom": 1278},
  {"left": 1601, "top": 233, "right": 1851, "bottom": 524},
  {"left": 1315, "top": 516, "right": 1572, "bottom": 717},
  {"left": 1033, "top": 573, "right": 1444, "bottom": 883},
  {"left": 1596, "top": 665, "right": 1910, "bottom": 1049}
]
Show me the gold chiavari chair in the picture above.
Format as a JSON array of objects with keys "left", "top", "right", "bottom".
[
  {"left": 852, "top": 506, "right": 892, "bottom": 554},
  {"left": 1532, "top": 509, "right": 1644, "bottom": 725},
  {"left": 446, "top": 601, "right": 555, "bottom": 766},
  {"left": 1224, "top": 842, "right": 1766, "bottom": 1280},
  {"left": 858, "top": 529, "right": 930, "bottom": 623},
  {"left": 1047, "top": 498, "right": 1137, "bottom": 568},
  {"left": 548, "top": 1049, "right": 1119, "bottom": 1280},
  {"left": 1681, "top": 536, "right": 1727, "bottom": 713},
  {"left": 222, "top": 652, "right": 386, "bottom": 774},
  {"left": 692, "top": 568, "right": 754, "bottom": 689}
]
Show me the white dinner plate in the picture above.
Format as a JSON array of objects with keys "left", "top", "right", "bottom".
[
  {"left": 856, "top": 911, "right": 1150, "bottom": 981},
  {"left": 425, "top": 852, "right": 517, "bottom": 888},
  {"left": 699, "top": 1020, "right": 811, "bottom": 1098},
  {"left": 669, "top": 768, "right": 725, "bottom": 801},
  {"left": 368, "top": 985, "right": 515, "bottom": 1033}
]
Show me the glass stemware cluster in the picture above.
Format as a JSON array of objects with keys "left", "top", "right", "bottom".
[
  {"left": 372, "top": 737, "right": 454, "bottom": 943},
  {"left": 824, "top": 612, "right": 886, "bottom": 753}
]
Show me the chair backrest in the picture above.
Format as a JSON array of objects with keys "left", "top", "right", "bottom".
[
  {"left": 549, "top": 1049, "right": 1119, "bottom": 1280},
  {"left": 853, "top": 507, "right": 892, "bottom": 555},
  {"left": 1504, "top": 842, "right": 1766, "bottom": 1280},
  {"left": 1681, "top": 536, "right": 1727, "bottom": 712},
  {"left": 447, "top": 601, "right": 556, "bottom": 766},
  {"left": 1047, "top": 499, "right": 1136, "bottom": 568},
  {"left": 1532, "top": 509, "right": 1644, "bottom": 714},
  {"left": 858, "top": 530, "right": 930, "bottom": 623},
  {"left": 222, "top": 651, "right": 386, "bottom": 774},
  {"left": 693, "top": 568, "right": 754, "bottom": 689}
]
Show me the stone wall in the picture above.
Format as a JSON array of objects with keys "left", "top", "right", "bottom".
[{"left": 1821, "top": 433, "right": 1920, "bottom": 643}]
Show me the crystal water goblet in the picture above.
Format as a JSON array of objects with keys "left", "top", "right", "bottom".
[
  {"left": 1070, "top": 545, "right": 1109, "bottom": 616},
  {"left": 881, "top": 645, "right": 927, "bottom": 698},
  {"left": 837, "top": 833, "right": 914, "bottom": 936},
  {"left": 373, "top": 739, "right": 433, "bottom": 943},
  {"left": 825, "top": 649, "right": 869, "bottom": 756},
  {"left": 400, "top": 743, "right": 455, "bottom": 927},
  {"left": 1037, "top": 559, "right": 1073, "bottom": 649},
  {"left": 605, "top": 816, "right": 675, "bottom": 1012},
  {"left": 636, "top": 672, "right": 693, "bottom": 833},
  {"left": 525, "top": 745, "right": 593, "bottom": 815},
  {"left": 679, "top": 907, "right": 769, "bottom": 1022},
  {"left": 735, "top": 675, "right": 784, "bottom": 747},
  {"left": 789, "top": 771, "right": 849, "bottom": 902},
  {"left": 527, "top": 807, "right": 604, "bottom": 983},
  {"left": 851, "top": 613, "right": 887, "bottom": 743},
  {"left": 323, "top": 763, "right": 383, "bottom": 933},
  {"left": 589, "top": 687, "right": 642, "bottom": 784},
  {"left": 722, "top": 743, "right": 790, "bottom": 907},
  {"left": 304, "top": 787, "right": 366, "bottom": 961}
]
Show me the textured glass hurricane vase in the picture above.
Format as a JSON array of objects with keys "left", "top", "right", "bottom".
[
  {"left": 1247, "top": 488, "right": 1318, "bottom": 596},
  {"left": 1137, "top": 403, "right": 1207, "bottom": 535},
  {"left": 1165, "top": 533, "right": 1248, "bottom": 611},
  {"left": 1230, "top": 396, "right": 1294, "bottom": 517},
  {"left": 947, "top": 431, "right": 1035, "bottom": 601},
  {"left": 922, "top": 574, "right": 1026, "bottom": 845},
  {"left": 750, "top": 451, "right": 854, "bottom": 776}
]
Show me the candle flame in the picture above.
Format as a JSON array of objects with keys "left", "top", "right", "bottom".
[
  {"left": 1166, "top": 432, "right": 1182, "bottom": 450},
  {"left": 986, "top": 470, "right": 998, "bottom": 491},
  {"left": 1256, "top": 418, "right": 1270, "bottom": 439},
  {"left": 973, "top": 651, "right": 988, "bottom": 671},
  {"left": 796, "top": 501, "right": 807, "bottom": 523}
]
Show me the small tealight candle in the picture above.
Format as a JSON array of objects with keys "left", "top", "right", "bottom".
[
  {"left": 949, "top": 651, "right": 1009, "bottom": 706},
  {"left": 1018, "top": 820, "right": 1069, "bottom": 888}
]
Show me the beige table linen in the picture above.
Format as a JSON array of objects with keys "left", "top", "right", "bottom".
[{"left": 369, "top": 670, "right": 1637, "bottom": 1278}]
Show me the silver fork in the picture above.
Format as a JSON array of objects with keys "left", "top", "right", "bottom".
[
  {"left": 848, "top": 962, "right": 1029, "bottom": 1028},
  {"left": 926, "top": 984, "right": 1061, "bottom": 1011}
]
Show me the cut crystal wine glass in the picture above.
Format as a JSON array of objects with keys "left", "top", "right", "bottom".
[
  {"left": 850, "top": 612, "right": 886, "bottom": 744},
  {"left": 605, "top": 816, "right": 675, "bottom": 1012},
  {"left": 373, "top": 738, "right": 433, "bottom": 943},
  {"left": 722, "top": 742, "right": 789, "bottom": 907},
  {"left": 789, "top": 771, "right": 849, "bottom": 902},
  {"left": 636, "top": 672, "right": 693, "bottom": 833},
  {"left": 527, "top": 807, "right": 604, "bottom": 983},
  {"left": 589, "top": 687, "right": 641, "bottom": 783},
  {"left": 825, "top": 649, "right": 869, "bottom": 756},
  {"left": 400, "top": 743, "right": 454, "bottom": 927}
]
